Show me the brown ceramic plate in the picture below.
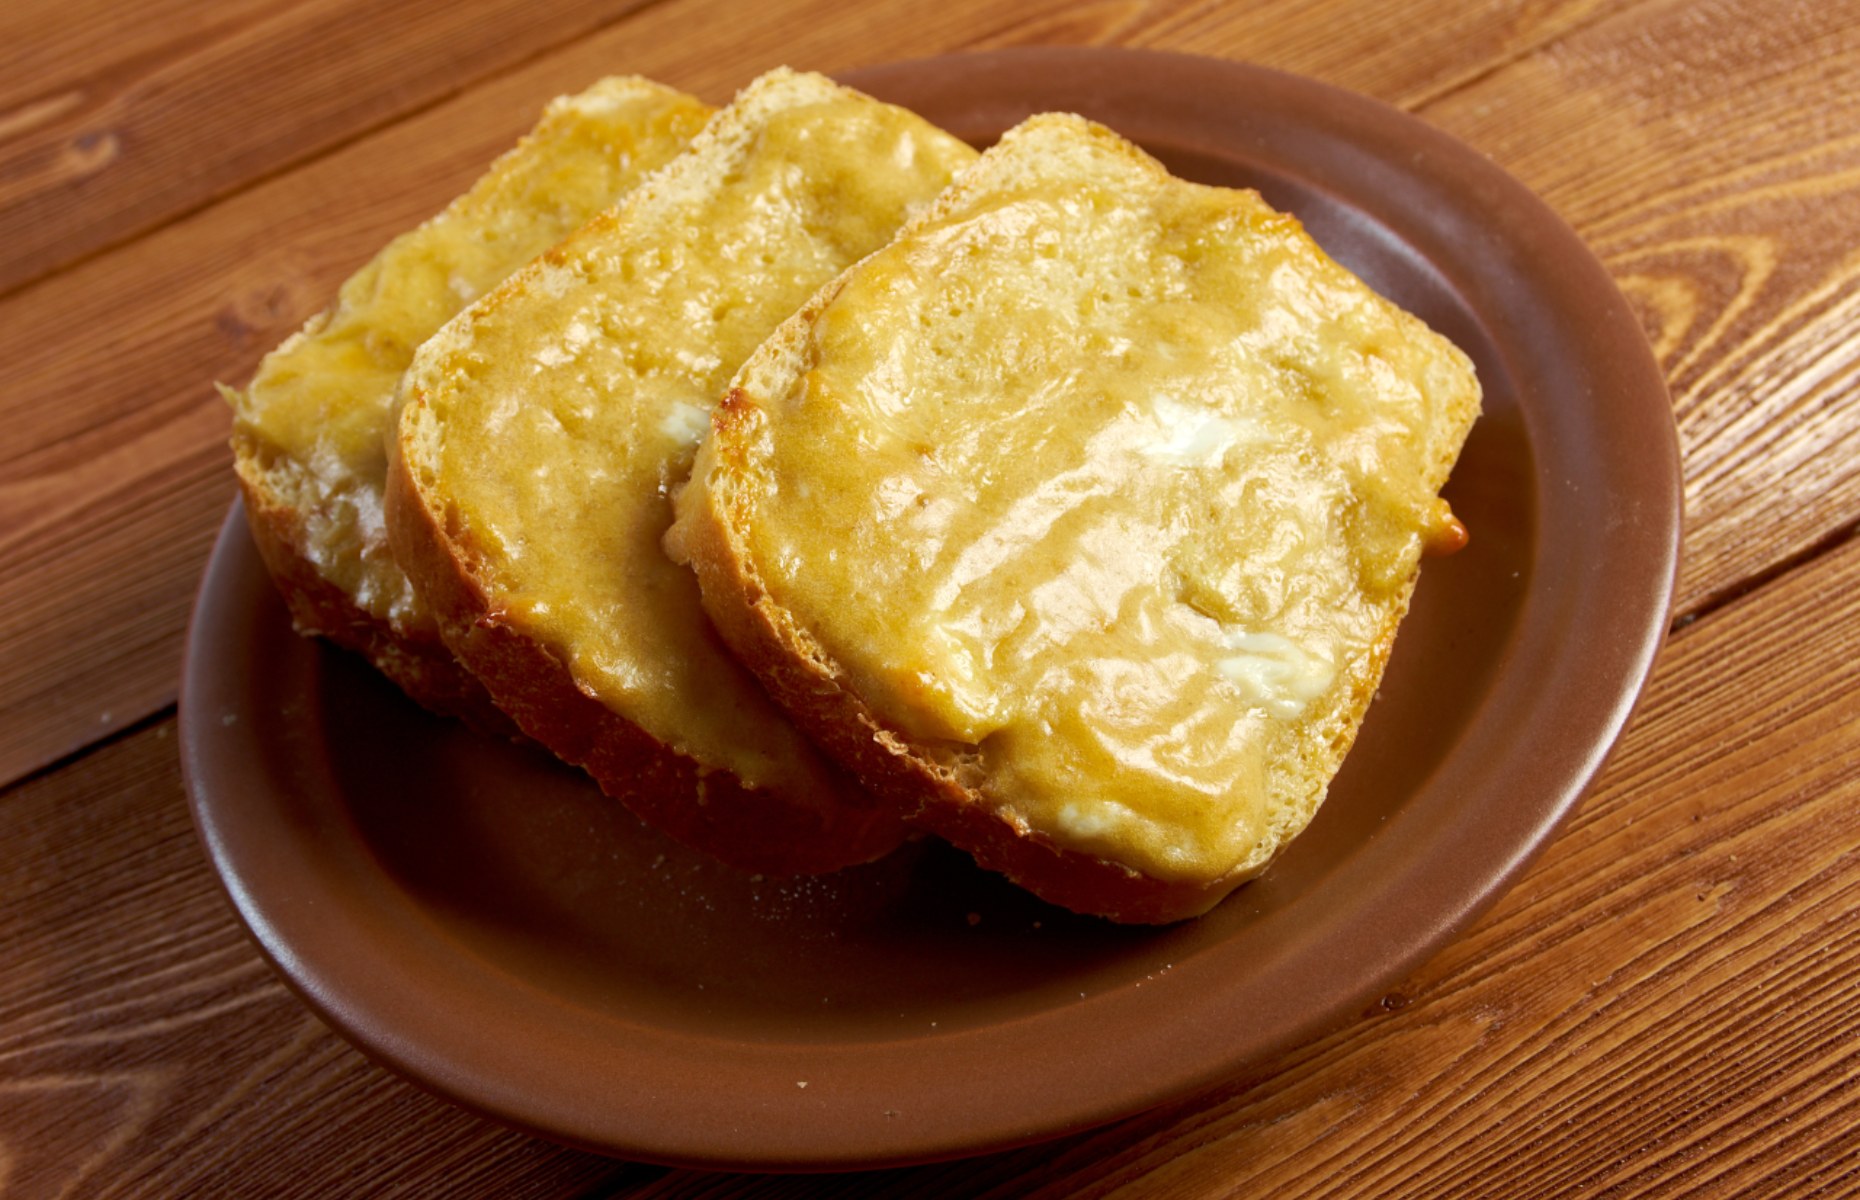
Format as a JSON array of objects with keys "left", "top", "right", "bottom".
[{"left": 181, "top": 48, "right": 1679, "bottom": 1171}]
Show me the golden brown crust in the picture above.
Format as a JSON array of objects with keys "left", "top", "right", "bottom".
[
  {"left": 231, "top": 455, "right": 520, "bottom": 738},
  {"left": 383, "top": 423, "right": 904, "bottom": 876}
]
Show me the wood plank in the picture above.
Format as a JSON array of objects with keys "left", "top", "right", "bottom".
[
  {"left": 4, "top": 477, "right": 1855, "bottom": 1197},
  {"left": 0, "top": 719, "right": 663, "bottom": 1199},
  {"left": 1416, "top": 0, "right": 1860, "bottom": 615},
  {"left": 0, "top": 0, "right": 306, "bottom": 118},
  {"left": 0, "top": 0, "right": 1641, "bottom": 787},
  {"left": 0, "top": 0, "right": 667, "bottom": 296},
  {"left": 1117, "top": 0, "right": 1641, "bottom": 107},
  {"left": 0, "top": 0, "right": 1618, "bottom": 146}
]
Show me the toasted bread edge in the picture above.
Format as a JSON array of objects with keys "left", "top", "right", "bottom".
[
  {"left": 231, "top": 454, "right": 519, "bottom": 735},
  {"left": 384, "top": 381, "right": 906, "bottom": 875}
]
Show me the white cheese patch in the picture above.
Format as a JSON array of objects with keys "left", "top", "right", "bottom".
[
  {"left": 658, "top": 401, "right": 711, "bottom": 447},
  {"left": 1214, "top": 629, "right": 1336, "bottom": 720},
  {"left": 1053, "top": 801, "right": 1116, "bottom": 839},
  {"left": 1139, "top": 397, "right": 1272, "bottom": 467},
  {"left": 559, "top": 86, "right": 631, "bottom": 117},
  {"left": 1052, "top": 795, "right": 1147, "bottom": 842},
  {"left": 447, "top": 271, "right": 479, "bottom": 305},
  {"left": 535, "top": 316, "right": 598, "bottom": 368},
  {"left": 1051, "top": 796, "right": 1203, "bottom": 868},
  {"left": 527, "top": 262, "right": 579, "bottom": 300},
  {"left": 924, "top": 625, "right": 995, "bottom": 726}
]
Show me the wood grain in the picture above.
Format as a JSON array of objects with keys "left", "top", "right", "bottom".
[
  {"left": 3, "top": 501, "right": 1855, "bottom": 1198},
  {"left": 0, "top": 0, "right": 668, "bottom": 296},
  {"left": 3, "top": 0, "right": 1855, "bottom": 1193},
  {"left": 0, "top": 0, "right": 301, "bottom": 118},
  {"left": 1418, "top": 0, "right": 1860, "bottom": 615},
  {"left": 1119, "top": 0, "right": 1643, "bottom": 107},
  {"left": 0, "top": 0, "right": 1657, "bottom": 789},
  {"left": 0, "top": 718, "right": 666, "bottom": 1199}
]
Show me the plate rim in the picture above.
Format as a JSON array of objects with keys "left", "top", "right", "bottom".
[{"left": 181, "top": 46, "right": 1681, "bottom": 1172}]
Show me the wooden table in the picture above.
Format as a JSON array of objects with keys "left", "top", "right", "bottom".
[{"left": 5, "top": 0, "right": 1857, "bottom": 1194}]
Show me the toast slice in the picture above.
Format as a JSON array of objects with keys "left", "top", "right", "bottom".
[
  {"left": 385, "top": 69, "right": 978, "bottom": 872},
  {"left": 224, "top": 78, "right": 711, "bottom": 729},
  {"left": 668, "top": 114, "right": 1482, "bottom": 921}
]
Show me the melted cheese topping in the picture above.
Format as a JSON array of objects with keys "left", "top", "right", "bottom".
[
  {"left": 228, "top": 78, "right": 712, "bottom": 625},
  {"left": 406, "top": 71, "right": 977, "bottom": 791},
  {"left": 731, "top": 116, "right": 1479, "bottom": 882}
]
